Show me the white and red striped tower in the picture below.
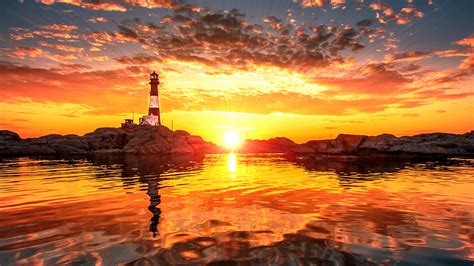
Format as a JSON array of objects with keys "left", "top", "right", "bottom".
[
  {"left": 139, "top": 71, "right": 161, "bottom": 126},
  {"left": 149, "top": 71, "right": 161, "bottom": 125}
]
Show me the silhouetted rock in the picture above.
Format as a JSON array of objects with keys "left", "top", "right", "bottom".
[
  {"left": 292, "top": 132, "right": 474, "bottom": 157},
  {"left": 240, "top": 137, "right": 297, "bottom": 153},
  {"left": 0, "top": 125, "right": 217, "bottom": 156},
  {"left": 0, "top": 130, "right": 21, "bottom": 142},
  {"left": 1, "top": 127, "right": 473, "bottom": 157},
  {"left": 358, "top": 134, "right": 398, "bottom": 151}
]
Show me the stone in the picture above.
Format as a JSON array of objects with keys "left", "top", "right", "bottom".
[
  {"left": 241, "top": 137, "right": 298, "bottom": 153},
  {"left": 292, "top": 146, "right": 314, "bottom": 154},
  {"left": 335, "top": 134, "right": 368, "bottom": 154},
  {"left": 0, "top": 130, "right": 21, "bottom": 142},
  {"left": 359, "top": 134, "right": 398, "bottom": 151},
  {"left": 49, "top": 138, "right": 88, "bottom": 151},
  {"left": 306, "top": 139, "right": 342, "bottom": 154},
  {"left": 170, "top": 134, "right": 194, "bottom": 154}
]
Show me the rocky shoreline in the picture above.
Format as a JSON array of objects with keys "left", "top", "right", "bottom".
[
  {"left": 0, "top": 126, "right": 220, "bottom": 156},
  {"left": 290, "top": 132, "right": 474, "bottom": 159},
  {"left": 1, "top": 126, "right": 473, "bottom": 158}
]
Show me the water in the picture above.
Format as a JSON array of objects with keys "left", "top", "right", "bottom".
[{"left": 0, "top": 154, "right": 473, "bottom": 265}]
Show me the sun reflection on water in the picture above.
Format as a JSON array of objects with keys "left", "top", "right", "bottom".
[
  {"left": 227, "top": 153, "right": 237, "bottom": 178},
  {"left": 0, "top": 155, "right": 473, "bottom": 265}
]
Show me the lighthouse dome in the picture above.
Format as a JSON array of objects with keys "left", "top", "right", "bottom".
[{"left": 150, "top": 71, "right": 159, "bottom": 80}]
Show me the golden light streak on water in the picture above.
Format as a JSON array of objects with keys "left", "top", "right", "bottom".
[{"left": 0, "top": 154, "right": 473, "bottom": 264}]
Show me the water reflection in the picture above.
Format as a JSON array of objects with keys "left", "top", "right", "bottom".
[
  {"left": 0, "top": 154, "right": 472, "bottom": 265},
  {"left": 88, "top": 154, "right": 204, "bottom": 238},
  {"left": 146, "top": 179, "right": 161, "bottom": 237},
  {"left": 227, "top": 153, "right": 237, "bottom": 178}
]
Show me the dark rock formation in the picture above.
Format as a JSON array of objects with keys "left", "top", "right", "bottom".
[
  {"left": 0, "top": 130, "right": 21, "bottom": 142},
  {"left": 1, "top": 128, "right": 473, "bottom": 157},
  {"left": 292, "top": 131, "right": 474, "bottom": 157},
  {"left": 0, "top": 126, "right": 219, "bottom": 156},
  {"left": 239, "top": 137, "right": 297, "bottom": 153}
]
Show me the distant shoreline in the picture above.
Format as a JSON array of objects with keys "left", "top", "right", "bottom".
[{"left": 1, "top": 126, "right": 473, "bottom": 158}]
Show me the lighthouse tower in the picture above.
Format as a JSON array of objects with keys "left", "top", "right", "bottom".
[{"left": 139, "top": 71, "right": 161, "bottom": 126}]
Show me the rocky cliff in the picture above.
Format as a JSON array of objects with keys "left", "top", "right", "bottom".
[{"left": 0, "top": 126, "right": 220, "bottom": 156}]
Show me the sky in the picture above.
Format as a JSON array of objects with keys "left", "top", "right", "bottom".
[{"left": 0, "top": 0, "right": 473, "bottom": 144}]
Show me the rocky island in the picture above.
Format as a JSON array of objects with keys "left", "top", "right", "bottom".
[
  {"left": 0, "top": 126, "right": 473, "bottom": 158},
  {"left": 0, "top": 126, "right": 220, "bottom": 156}
]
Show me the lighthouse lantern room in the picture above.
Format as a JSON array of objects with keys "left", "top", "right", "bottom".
[{"left": 139, "top": 71, "right": 161, "bottom": 126}]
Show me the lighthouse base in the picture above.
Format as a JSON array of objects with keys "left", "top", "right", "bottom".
[{"left": 139, "top": 115, "right": 160, "bottom": 126}]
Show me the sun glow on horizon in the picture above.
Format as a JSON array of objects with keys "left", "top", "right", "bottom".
[{"left": 223, "top": 131, "right": 242, "bottom": 150}]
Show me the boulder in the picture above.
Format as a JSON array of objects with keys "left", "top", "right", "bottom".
[
  {"left": 49, "top": 143, "right": 86, "bottom": 154},
  {"left": 0, "top": 144, "right": 55, "bottom": 155},
  {"left": 170, "top": 134, "right": 194, "bottom": 154},
  {"left": 49, "top": 138, "right": 88, "bottom": 150},
  {"left": 124, "top": 128, "right": 170, "bottom": 154},
  {"left": 294, "top": 131, "right": 474, "bottom": 156},
  {"left": 82, "top": 128, "right": 129, "bottom": 150},
  {"left": 359, "top": 134, "right": 398, "bottom": 151},
  {"left": 173, "top": 130, "right": 190, "bottom": 137},
  {"left": 335, "top": 134, "right": 367, "bottom": 154},
  {"left": 0, "top": 130, "right": 21, "bottom": 142},
  {"left": 292, "top": 146, "right": 314, "bottom": 154},
  {"left": 186, "top": 135, "right": 220, "bottom": 153},
  {"left": 157, "top": 125, "right": 173, "bottom": 140},
  {"left": 241, "top": 137, "right": 298, "bottom": 153},
  {"left": 305, "top": 139, "right": 343, "bottom": 154}
]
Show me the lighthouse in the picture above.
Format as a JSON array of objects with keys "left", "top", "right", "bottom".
[{"left": 139, "top": 71, "right": 161, "bottom": 126}]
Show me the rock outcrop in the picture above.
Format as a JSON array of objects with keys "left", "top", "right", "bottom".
[
  {"left": 0, "top": 126, "right": 219, "bottom": 156},
  {"left": 292, "top": 131, "right": 474, "bottom": 157},
  {"left": 239, "top": 137, "right": 297, "bottom": 153},
  {"left": 1, "top": 128, "right": 473, "bottom": 157}
]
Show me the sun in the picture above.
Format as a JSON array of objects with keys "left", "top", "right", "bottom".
[{"left": 223, "top": 131, "right": 242, "bottom": 149}]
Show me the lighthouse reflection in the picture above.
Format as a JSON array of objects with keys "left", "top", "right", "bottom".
[
  {"left": 146, "top": 179, "right": 161, "bottom": 237},
  {"left": 89, "top": 154, "right": 204, "bottom": 237}
]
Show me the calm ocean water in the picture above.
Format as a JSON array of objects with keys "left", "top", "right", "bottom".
[{"left": 0, "top": 154, "right": 472, "bottom": 265}]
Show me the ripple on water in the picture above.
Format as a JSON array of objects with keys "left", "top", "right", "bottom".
[{"left": 0, "top": 155, "right": 473, "bottom": 265}]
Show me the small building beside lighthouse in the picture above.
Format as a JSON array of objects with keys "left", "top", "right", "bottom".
[{"left": 139, "top": 71, "right": 161, "bottom": 126}]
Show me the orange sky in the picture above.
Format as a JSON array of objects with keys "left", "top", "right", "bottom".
[{"left": 0, "top": 0, "right": 473, "bottom": 145}]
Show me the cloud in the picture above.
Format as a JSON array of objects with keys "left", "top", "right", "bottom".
[
  {"left": 0, "top": 61, "right": 143, "bottom": 115},
  {"left": 459, "top": 56, "right": 474, "bottom": 71},
  {"left": 2, "top": 46, "right": 43, "bottom": 59},
  {"left": 385, "top": 51, "right": 432, "bottom": 62},
  {"left": 159, "top": 88, "right": 409, "bottom": 115},
  {"left": 369, "top": 1, "right": 424, "bottom": 25},
  {"left": 299, "top": 0, "right": 429, "bottom": 25},
  {"left": 40, "top": 24, "right": 78, "bottom": 31},
  {"left": 456, "top": 36, "right": 474, "bottom": 48},
  {"left": 114, "top": 8, "right": 375, "bottom": 72},
  {"left": 300, "top": 0, "right": 346, "bottom": 9},
  {"left": 35, "top": 0, "right": 128, "bottom": 12},
  {"left": 1, "top": 58, "right": 471, "bottom": 118},
  {"left": 123, "top": 0, "right": 177, "bottom": 9},
  {"left": 456, "top": 36, "right": 474, "bottom": 70},
  {"left": 34, "top": 0, "right": 180, "bottom": 11},
  {"left": 115, "top": 54, "right": 162, "bottom": 65},
  {"left": 315, "top": 63, "right": 410, "bottom": 96},
  {"left": 38, "top": 41, "right": 83, "bottom": 53},
  {"left": 87, "top": 17, "right": 108, "bottom": 23},
  {"left": 385, "top": 48, "right": 470, "bottom": 65},
  {"left": 9, "top": 27, "right": 79, "bottom": 41},
  {"left": 56, "top": 63, "right": 92, "bottom": 71}
]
